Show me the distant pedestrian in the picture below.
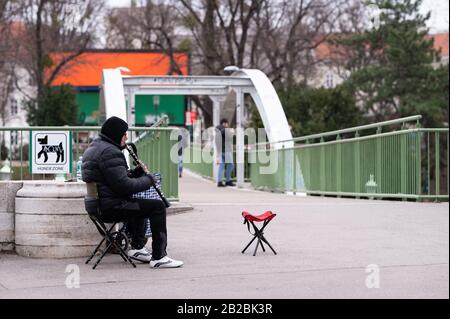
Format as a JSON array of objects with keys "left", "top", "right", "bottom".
[
  {"left": 215, "top": 119, "right": 235, "bottom": 187},
  {"left": 177, "top": 128, "right": 189, "bottom": 178}
]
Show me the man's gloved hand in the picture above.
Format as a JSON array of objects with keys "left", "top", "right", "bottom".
[{"left": 128, "top": 166, "right": 145, "bottom": 178}]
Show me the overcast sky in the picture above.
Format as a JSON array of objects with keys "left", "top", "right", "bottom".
[{"left": 107, "top": 0, "right": 449, "bottom": 33}]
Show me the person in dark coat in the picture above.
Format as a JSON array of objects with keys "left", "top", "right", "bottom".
[
  {"left": 215, "top": 118, "right": 235, "bottom": 187},
  {"left": 82, "top": 116, "right": 183, "bottom": 268}
]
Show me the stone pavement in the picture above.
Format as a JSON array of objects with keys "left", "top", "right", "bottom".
[{"left": 0, "top": 170, "right": 448, "bottom": 299}]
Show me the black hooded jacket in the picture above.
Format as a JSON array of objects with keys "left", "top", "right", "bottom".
[{"left": 81, "top": 133, "right": 153, "bottom": 210}]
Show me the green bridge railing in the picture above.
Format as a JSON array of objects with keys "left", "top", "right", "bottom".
[
  {"left": 183, "top": 145, "right": 214, "bottom": 179},
  {"left": 250, "top": 115, "right": 448, "bottom": 201},
  {"left": 184, "top": 115, "right": 448, "bottom": 201},
  {"left": 133, "top": 128, "right": 178, "bottom": 201},
  {"left": 0, "top": 126, "right": 179, "bottom": 201},
  {"left": 183, "top": 145, "right": 252, "bottom": 181}
]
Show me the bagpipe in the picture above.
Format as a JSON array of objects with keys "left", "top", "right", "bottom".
[{"left": 125, "top": 142, "right": 171, "bottom": 208}]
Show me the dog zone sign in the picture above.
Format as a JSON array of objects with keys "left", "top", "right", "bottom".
[{"left": 30, "top": 131, "right": 72, "bottom": 174}]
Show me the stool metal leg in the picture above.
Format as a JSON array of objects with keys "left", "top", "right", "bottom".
[
  {"left": 261, "top": 235, "right": 277, "bottom": 255},
  {"left": 259, "top": 237, "right": 266, "bottom": 252},
  {"left": 86, "top": 236, "right": 106, "bottom": 264},
  {"left": 242, "top": 235, "right": 258, "bottom": 254},
  {"left": 93, "top": 241, "right": 113, "bottom": 269},
  {"left": 86, "top": 222, "right": 116, "bottom": 264},
  {"left": 253, "top": 239, "right": 260, "bottom": 256},
  {"left": 242, "top": 219, "right": 276, "bottom": 256}
]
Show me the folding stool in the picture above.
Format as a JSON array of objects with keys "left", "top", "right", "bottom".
[
  {"left": 84, "top": 183, "right": 136, "bottom": 269},
  {"left": 241, "top": 211, "right": 277, "bottom": 256}
]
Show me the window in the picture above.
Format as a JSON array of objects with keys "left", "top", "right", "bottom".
[
  {"left": 11, "top": 131, "right": 18, "bottom": 145},
  {"left": 11, "top": 99, "right": 18, "bottom": 115},
  {"left": 325, "top": 73, "right": 334, "bottom": 88},
  {"left": 153, "top": 96, "right": 160, "bottom": 111}
]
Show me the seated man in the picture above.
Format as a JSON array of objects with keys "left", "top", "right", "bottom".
[{"left": 81, "top": 116, "right": 183, "bottom": 268}]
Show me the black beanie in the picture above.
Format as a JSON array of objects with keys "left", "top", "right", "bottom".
[{"left": 101, "top": 116, "right": 129, "bottom": 145}]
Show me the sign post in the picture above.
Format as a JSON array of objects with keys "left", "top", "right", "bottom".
[{"left": 30, "top": 131, "right": 72, "bottom": 175}]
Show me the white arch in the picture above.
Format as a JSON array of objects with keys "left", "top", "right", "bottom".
[
  {"left": 100, "top": 68, "right": 303, "bottom": 190},
  {"left": 235, "top": 69, "right": 293, "bottom": 149},
  {"left": 100, "top": 69, "right": 127, "bottom": 121}
]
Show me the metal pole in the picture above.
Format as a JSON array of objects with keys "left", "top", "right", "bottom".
[
  {"left": 416, "top": 130, "right": 422, "bottom": 198},
  {"left": 401, "top": 131, "right": 407, "bottom": 199},
  {"left": 336, "top": 135, "right": 342, "bottom": 196},
  {"left": 355, "top": 131, "right": 361, "bottom": 197},
  {"left": 376, "top": 127, "right": 382, "bottom": 197},
  {"left": 320, "top": 137, "right": 325, "bottom": 194},
  {"left": 427, "top": 132, "right": 431, "bottom": 195},
  {"left": 212, "top": 97, "right": 221, "bottom": 182},
  {"left": 20, "top": 130, "right": 23, "bottom": 180},
  {"left": 435, "top": 132, "right": 440, "bottom": 197},
  {"left": 236, "top": 89, "right": 245, "bottom": 188},
  {"left": 292, "top": 148, "right": 296, "bottom": 194}
]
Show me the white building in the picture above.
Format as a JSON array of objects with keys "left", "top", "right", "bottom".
[
  {"left": 309, "top": 32, "right": 449, "bottom": 89},
  {"left": 2, "top": 65, "right": 33, "bottom": 161}
]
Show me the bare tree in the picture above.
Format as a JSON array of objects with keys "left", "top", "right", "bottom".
[
  {"left": 176, "top": 0, "right": 354, "bottom": 85},
  {"left": 0, "top": 0, "right": 20, "bottom": 127},
  {"left": 327, "top": 0, "right": 373, "bottom": 79},
  {"left": 176, "top": 0, "right": 263, "bottom": 75},
  {"left": 252, "top": 0, "right": 354, "bottom": 87},
  {"left": 105, "top": 0, "right": 186, "bottom": 75},
  {"left": 14, "top": 0, "right": 105, "bottom": 106},
  {"left": 105, "top": 0, "right": 362, "bottom": 125}
]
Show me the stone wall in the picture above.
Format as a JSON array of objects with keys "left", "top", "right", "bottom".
[
  {"left": 0, "top": 181, "right": 23, "bottom": 251},
  {"left": 15, "top": 181, "right": 101, "bottom": 258}
]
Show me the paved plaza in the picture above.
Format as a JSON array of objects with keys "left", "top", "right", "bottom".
[{"left": 0, "top": 171, "right": 448, "bottom": 299}]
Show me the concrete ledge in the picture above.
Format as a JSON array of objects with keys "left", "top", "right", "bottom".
[
  {"left": 15, "top": 213, "right": 100, "bottom": 247},
  {"left": 0, "top": 212, "right": 14, "bottom": 247},
  {"left": 15, "top": 197, "right": 86, "bottom": 215},
  {"left": 15, "top": 244, "right": 97, "bottom": 258},
  {"left": 15, "top": 181, "right": 101, "bottom": 258},
  {"left": 167, "top": 202, "right": 194, "bottom": 215},
  {"left": 16, "top": 180, "right": 86, "bottom": 198},
  {"left": 0, "top": 181, "right": 23, "bottom": 251},
  {"left": 0, "top": 242, "right": 14, "bottom": 251}
]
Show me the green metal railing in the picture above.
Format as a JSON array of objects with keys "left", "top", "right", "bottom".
[
  {"left": 183, "top": 144, "right": 252, "bottom": 181},
  {"left": 133, "top": 128, "right": 179, "bottom": 200},
  {"left": 0, "top": 126, "right": 179, "bottom": 200},
  {"left": 183, "top": 145, "right": 214, "bottom": 179},
  {"left": 250, "top": 116, "right": 449, "bottom": 201}
]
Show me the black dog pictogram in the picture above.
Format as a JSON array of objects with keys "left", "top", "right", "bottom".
[{"left": 37, "top": 135, "right": 64, "bottom": 163}]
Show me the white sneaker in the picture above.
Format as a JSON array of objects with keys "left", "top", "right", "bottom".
[
  {"left": 149, "top": 256, "right": 184, "bottom": 268},
  {"left": 127, "top": 247, "right": 152, "bottom": 263}
]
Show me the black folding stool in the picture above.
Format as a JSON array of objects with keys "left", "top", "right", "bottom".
[
  {"left": 84, "top": 183, "right": 136, "bottom": 269},
  {"left": 241, "top": 211, "right": 277, "bottom": 256}
]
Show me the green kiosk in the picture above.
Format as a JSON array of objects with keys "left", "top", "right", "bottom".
[{"left": 76, "top": 89, "right": 185, "bottom": 126}]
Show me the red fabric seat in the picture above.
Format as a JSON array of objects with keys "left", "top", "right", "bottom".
[{"left": 242, "top": 211, "right": 276, "bottom": 223}]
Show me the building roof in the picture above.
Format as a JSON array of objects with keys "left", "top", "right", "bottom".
[
  {"left": 315, "top": 39, "right": 351, "bottom": 62},
  {"left": 49, "top": 50, "right": 189, "bottom": 87},
  {"left": 315, "top": 32, "right": 449, "bottom": 61},
  {"left": 431, "top": 32, "right": 449, "bottom": 57}
]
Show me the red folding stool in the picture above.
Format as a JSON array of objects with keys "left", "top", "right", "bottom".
[{"left": 242, "top": 211, "right": 277, "bottom": 256}]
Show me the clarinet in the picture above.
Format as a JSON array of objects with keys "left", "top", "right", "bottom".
[{"left": 125, "top": 143, "right": 171, "bottom": 208}]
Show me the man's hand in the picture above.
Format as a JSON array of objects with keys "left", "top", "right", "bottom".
[{"left": 128, "top": 166, "right": 145, "bottom": 178}]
